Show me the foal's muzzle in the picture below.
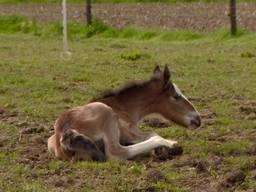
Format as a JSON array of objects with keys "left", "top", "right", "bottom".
[
  {"left": 190, "top": 115, "right": 201, "bottom": 128},
  {"left": 185, "top": 112, "right": 201, "bottom": 129}
]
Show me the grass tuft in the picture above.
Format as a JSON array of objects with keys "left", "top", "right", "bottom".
[
  {"left": 121, "top": 50, "right": 151, "bottom": 61},
  {"left": 208, "top": 28, "right": 249, "bottom": 41},
  {"left": 160, "top": 30, "right": 203, "bottom": 41},
  {"left": 240, "top": 51, "right": 255, "bottom": 58},
  {"left": 0, "top": 15, "right": 42, "bottom": 35}
]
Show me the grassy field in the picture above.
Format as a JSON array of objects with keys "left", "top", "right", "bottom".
[{"left": 0, "top": 16, "right": 256, "bottom": 191}]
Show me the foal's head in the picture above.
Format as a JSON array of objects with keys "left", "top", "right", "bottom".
[{"left": 150, "top": 65, "right": 201, "bottom": 129}]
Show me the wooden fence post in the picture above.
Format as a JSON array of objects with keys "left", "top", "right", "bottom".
[
  {"left": 86, "top": 0, "right": 92, "bottom": 25},
  {"left": 230, "top": 0, "right": 237, "bottom": 35}
]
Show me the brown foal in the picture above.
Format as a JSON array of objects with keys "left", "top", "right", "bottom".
[{"left": 47, "top": 65, "right": 201, "bottom": 161}]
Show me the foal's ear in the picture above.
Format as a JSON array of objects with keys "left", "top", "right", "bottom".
[
  {"left": 163, "top": 65, "right": 171, "bottom": 83},
  {"left": 152, "top": 65, "right": 162, "bottom": 79}
]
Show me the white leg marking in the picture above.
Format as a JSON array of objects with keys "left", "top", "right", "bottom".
[
  {"left": 126, "top": 136, "right": 177, "bottom": 158},
  {"left": 47, "top": 135, "right": 56, "bottom": 155}
]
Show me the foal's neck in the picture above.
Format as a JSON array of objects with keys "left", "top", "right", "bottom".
[{"left": 98, "top": 95, "right": 156, "bottom": 124}]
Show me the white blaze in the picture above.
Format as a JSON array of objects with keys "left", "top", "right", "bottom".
[
  {"left": 172, "top": 83, "right": 199, "bottom": 127},
  {"left": 173, "top": 83, "right": 188, "bottom": 100}
]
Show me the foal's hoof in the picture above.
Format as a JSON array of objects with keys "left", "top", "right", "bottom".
[
  {"left": 168, "top": 145, "right": 183, "bottom": 156},
  {"left": 152, "top": 145, "right": 183, "bottom": 161}
]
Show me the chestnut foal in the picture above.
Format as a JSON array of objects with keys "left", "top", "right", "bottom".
[{"left": 48, "top": 66, "right": 201, "bottom": 161}]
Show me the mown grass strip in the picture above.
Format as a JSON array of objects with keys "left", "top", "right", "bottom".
[{"left": 0, "top": 15, "right": 251, "bottom": 42}]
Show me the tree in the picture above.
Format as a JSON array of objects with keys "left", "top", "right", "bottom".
[{"left": 230, "top": 0, "right": 237, "bottom": 35}]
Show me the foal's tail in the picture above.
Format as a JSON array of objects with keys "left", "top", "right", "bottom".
[{"left": 59, "top": 129, "right": 106, "bottom": 162}]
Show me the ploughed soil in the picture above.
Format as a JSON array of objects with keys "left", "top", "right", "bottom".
[{"left": 0, "top": 3, "right": 256, "bottom": 32}]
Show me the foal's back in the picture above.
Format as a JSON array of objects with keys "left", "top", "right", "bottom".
[
  {"left": 49, "top": 102, "right": 115, "bottom": 160},
  {"left": 56, "top": 102, "right": 114, "bottom": 140}
]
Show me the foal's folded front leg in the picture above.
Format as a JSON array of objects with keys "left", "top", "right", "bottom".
[
  {"left": 118, "top": 120, "right": 164, "bottom": 146},
  {"left": 104, "top": 128, "right": 179, "bottom": 160},
  {"left": 102, "top": 108, "right": 180, "bottom": 160},
  {"left": 118, "top": 124, "right": 182, "bottom": 159},
  {"left": 124, "top": 135, "right": 179, "bottom": 159}
]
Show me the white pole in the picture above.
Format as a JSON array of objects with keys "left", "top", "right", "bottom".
[{"left": 62, "top": 0, "right": 71, "bottom": 57}]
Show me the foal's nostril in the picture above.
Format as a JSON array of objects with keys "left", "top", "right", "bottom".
[{"left": 190, "top": 116, "right": 201, "bottom": 127}]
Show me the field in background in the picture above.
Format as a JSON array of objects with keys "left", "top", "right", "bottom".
[
  {"left": 0, "top": 15, "right": 256, "bottom": 190},
  {"left": 0, "top": 0, "right": 254, "bottom": 4},
  {"left": 1, "top": 15, "right": 251, "bottom": 42},
  {"left": 1, "top": 3, "right": 256, "bottom": 32}
]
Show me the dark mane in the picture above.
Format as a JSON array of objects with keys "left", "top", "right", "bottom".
[{"left": 92, "top": 79, "right": 152, "bottom": 102}]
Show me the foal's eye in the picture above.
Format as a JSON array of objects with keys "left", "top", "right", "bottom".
[{"left": 173, "top": 94, "right": 182, "bottom": 101}]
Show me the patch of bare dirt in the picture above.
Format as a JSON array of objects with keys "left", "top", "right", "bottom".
[
  {"left": 0, "top": 136, "right": 10, "bottom": 147},
  {"left": 0, "top": 107, "right": 19, "bottom": 123},
  {"left": 220, "top": 169, "right": 246, "bottom": 189},
  {"left": 147, "top": 169, "right": 166, "bottom": 182},
  {"left": 173, "top": 158, "right": 213, "bottom": 174},
  {"left": 0, "top": 107, "right": 50, "bottom": 132},
  {"left": 241, "top": 159, "right": 256, "bottom": 172},
  {"left": 194, "top": 160, "right": 210, "bottom": 173},
  {"left": 239, "top": 101, "right": 256, "bottom": 120},
  {"left": 17, "top": 126, "right": 53, "bottom": 170},
  {"left": 178, "top": 173, "right": 217, "bottom": 192},
  {"left": 18, "top": 144, "right": 51, "bottom": 169},
  {"left": 0, "top": 107, "right": 4, "bottom": 114},
  {"left": 201, "top": 109, "right": 217, "bottom": 127},
  {"left": 246, "top": 145, "right": 256, "bottom": 156},
  {"left": 0, "top": 107, "right": 53, "bottom": 170},
  {"left": 53, "top": 177, "right": 76, "bottom": 188},
  {"left": 172, "top": 153, "right": 256, "bottom": 191},
  {"left": 171, "top": 155, "right": 229, "bottom": 191},
  {"left": 132, "top": 186, "right": 157, "bottom": 192},
  {"left": 0, "top": 3, "right": 256, "bottom": 32}
]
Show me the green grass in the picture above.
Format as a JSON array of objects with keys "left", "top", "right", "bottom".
[
  {"left": 0, "top": 19, "right": 256, "bottom": 191},
  {"left": 0, "top": 0, "right": 255, "bottom": 4},
  {"left": 0, "top": 15, "right": 41, "bottom": 34},
  {"left": 0, "top": 15, "right": 252, "bottom": 43}
]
